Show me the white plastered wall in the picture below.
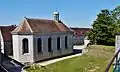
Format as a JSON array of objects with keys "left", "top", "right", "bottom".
[
  {"left": 12, "top": 32, "right": 73, "bottom": 63},
  {"left": 33, "top": 32, "right": 73, "bottom": 62},
  {"left": 0, "top": 30, "right": 4, "bottom": 53},
  {"left": 12, "top": 34, "right": 34, "bottom": 63},
  {"left": 115, "top": 35, "right": 120, "bottom": 58}
]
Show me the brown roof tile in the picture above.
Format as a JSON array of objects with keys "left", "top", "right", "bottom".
[
  {"left": 12, "top": 18, "right": 72, "bottom": 34},
  {"left": 0, "top": 25, "right": 16, "bottom": 41},
  {"left": 71, "top": 28, "right": 90, "bottom": 36}
]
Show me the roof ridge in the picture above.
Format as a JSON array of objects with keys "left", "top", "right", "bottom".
[
  {"left": 12, "top": 17, "right": 72, "bottom": 34},
  {"left": 54, "top": 20, "right": 71, "bottom": 31},
  {"left": 25, "top": 18, "right": 33, "bottom": 33},
  {"left": 53, "top": 20, "right": 63, "bottom": 31},
  {"left": 25, "top": 17, "right": 54, "bottom": 21},
  {"left": 0, "top": 25, "right": 15, "bottom": 27}
]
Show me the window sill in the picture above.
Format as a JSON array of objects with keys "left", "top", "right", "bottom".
[
  {"left": 23, "top": 53, "right": 29, "bottom": 55},
  {"left": 48, "top": 51, "right": 53, "bottom": 53},
  {"left": 57, "top": 49, "right": 62, "bottom": 51},
  {"left": 65, "top": 48, "right": 68, "bottom": 49},
  {"left": 58, "top": 50, "right": 62, "bottom": 53},
  {"left": 38, "top": 52, "right": 43, "bottom": 54},
  {"left": 49, "top": 51, "right": 53, "bottom": 53}
]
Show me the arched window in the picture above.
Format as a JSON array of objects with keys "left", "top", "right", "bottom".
[
  {"left": 57, "top": 37, "right": 61, "bottom": 50},
  {"left": 48, "top": 37, "right": 52, "bottom": 52},
  {"left": 65, "top": 36, "right": 68, "bottom": 49},
  {"left": 37, "top": 38, "right": 42, "bottom": 53},
  {"left": 23, "top": 38, "right": 29, "bottom": 54}
]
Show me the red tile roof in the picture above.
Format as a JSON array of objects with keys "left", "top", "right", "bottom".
[
  {"left": 12, "top": 18, "right": 72, "bottom": 34},
  {"left": 71, "top": 28, "right": 90, "bottom": 36},
  {"left": 0, "top": 25, "right": 16, "bottom": 42}
]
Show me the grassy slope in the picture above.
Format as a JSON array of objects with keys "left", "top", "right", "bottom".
[{"left": 26, "top": 45, "right": 115, "bottom": 72}]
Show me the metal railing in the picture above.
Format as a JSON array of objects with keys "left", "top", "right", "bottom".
[
  {"left": 0, "top": 65, "right": 8, "bottom": 72},
  {"left": 105, "top": 49, "right": 120, "bottom": 72}
]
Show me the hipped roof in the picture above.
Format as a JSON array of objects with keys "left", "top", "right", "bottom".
[{"left": 12, "top": 18, "right": 72, "bottom": 34}]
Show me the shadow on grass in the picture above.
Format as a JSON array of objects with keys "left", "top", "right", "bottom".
[
  {"left": 73, "top": 49, "right": 82, "bottom": 54},
  {"left": 35, "top": 49, "right": 82, "bottom": 63}
]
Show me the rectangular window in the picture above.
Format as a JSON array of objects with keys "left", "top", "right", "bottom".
[
  {"left": 37, "top": 38, "right": 42, "bottom": 53},
  {"left": 65, "top": 36, "right": 68, "bottom": 49},
  {"left": 48, "top": 37, "right": 52, "bottom": 52},
  {"left": 57, "top": 37, "right": 61, "bottom": 50},
  {"left": 23, "top": 38, "right": 29, "bottom": 54}
]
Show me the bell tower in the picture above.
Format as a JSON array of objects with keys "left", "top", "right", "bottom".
[{"left": 53, "top": 11, "right": 59, "bottom": 21}]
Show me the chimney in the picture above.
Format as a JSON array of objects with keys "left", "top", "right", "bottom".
[{"left": 53, "top": 11, "right": 59, "bottom": 21}]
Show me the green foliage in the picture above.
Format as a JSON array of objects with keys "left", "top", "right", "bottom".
[{"left": 87, "top": 6, "right": 120, "bottom": 45}]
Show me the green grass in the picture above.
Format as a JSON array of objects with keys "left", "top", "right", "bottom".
[{"left": 26, "top": 45, "right": 115, "bottom": 72}]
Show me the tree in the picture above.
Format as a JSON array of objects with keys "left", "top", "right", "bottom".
[
  {"left": 112, "top": 6, "right": 120, "bottom": 32},
  {"left": 112, "top": 6, "right": 120, "bottom": 22},
  {"left": 87, "top": 9, "right": 116, "bottom": 45}
]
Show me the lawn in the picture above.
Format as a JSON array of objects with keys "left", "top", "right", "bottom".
[{"left": 26, "top": 45, "right": 115, "bottom": 72}]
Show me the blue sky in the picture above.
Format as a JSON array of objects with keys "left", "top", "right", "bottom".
[{"left": 0, "top": 0, "right": 120, "bottom": 27}]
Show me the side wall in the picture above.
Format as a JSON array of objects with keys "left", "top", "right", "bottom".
[
  {"left": 73, "top": 36, "right": 84, "bottom": 45},
  {"left": 4, "top": 41, "right": 13, "bottom": 55},
  {"left": 12, "top": 34, "right": 34, "bottom": 63},
  {"left": 116, "top": 35, "right": 120, "bottom": 58},
  {"left": 33, "top": 32, "right": 73, "bottom": 62},
  {"left": 0, "top": 30, "right": 13, "bottom": 55},
  {"left": 0, "top": 30, "right": 4, "bottom": 53},
  {"left": 116, "top": 35, "right": 120, "bottom": 53}
]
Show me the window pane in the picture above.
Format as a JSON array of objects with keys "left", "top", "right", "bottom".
[
  {"left": 37, "top": 38, "right": 42, "bottom": 53},
  {"left": 57, "top": 37, "right": 61, "bottom": 50},
  {"left": 48, "top": 38, "right": 52, "bottom": 52},
  {"left": 23, "top": 38, "right": 29, "bottom": 54},
  {"left": 65, "top": 36, "right": 68, "bottom": 49}
]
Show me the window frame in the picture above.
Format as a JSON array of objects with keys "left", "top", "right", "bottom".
[
  {"left": 22, "top": 38, "right": 29, "bottom": 54},
  {"left": 65, "top": 36, "right": 68, "bottom": 49},
  {"left": 57, "top": 37, "right": 61, "bottom": 50},
  {"left": 37, "top": 38, "right": 42, "bottom": 53},
  {"left": 48, "top": 37, "right": 52, "bottom": 52}
]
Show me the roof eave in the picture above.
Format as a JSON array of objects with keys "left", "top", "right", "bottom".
[{"left": 12, "top": 32, "right": 33, "bottom": 35}]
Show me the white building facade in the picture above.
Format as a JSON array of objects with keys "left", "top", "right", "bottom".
[
  {"left": 0, "top": 26, "right": 16, "bottom": 55},
  {"left": 115, "top": 34, "right": 120, "bottom": 58},
  {"left": 71, "top": 28, "right": 90, "bottom": 45},
  {"left": 12, "top": 12, "right": 73, "bottom": 63}
]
